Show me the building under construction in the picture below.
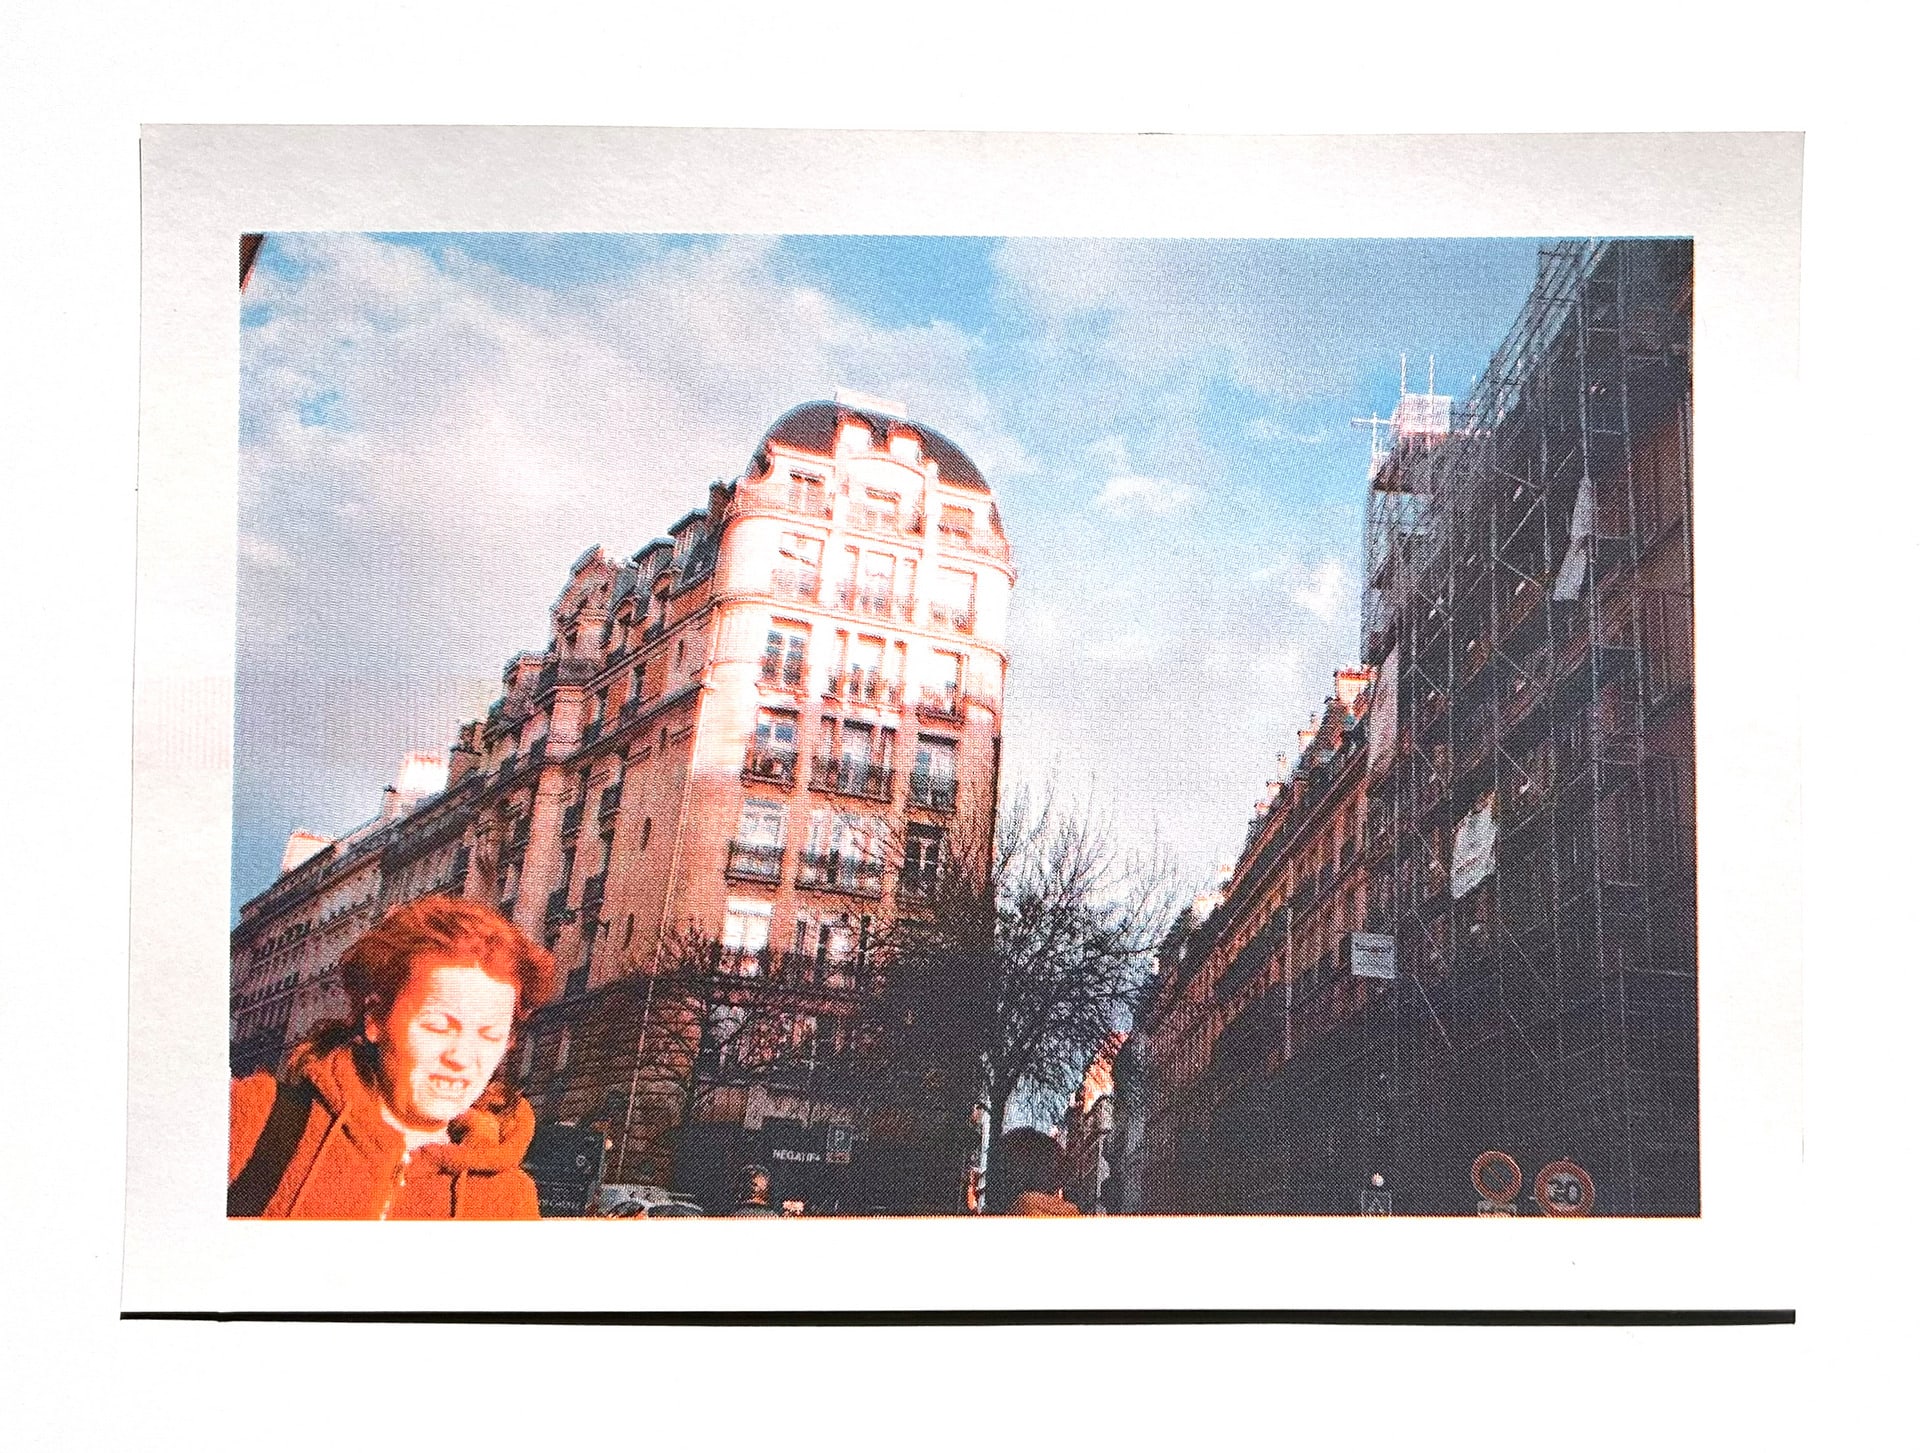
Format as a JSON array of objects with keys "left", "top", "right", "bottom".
[
  {"left": 1349, "top": 237, "right": 1697, "bottom": 1214},
  {"left": 1135, "top": 238, "right": 1697, "bottom": 1216}
]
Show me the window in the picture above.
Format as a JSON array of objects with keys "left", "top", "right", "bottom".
[
  {"left": 722, "top": 898, "right": 773, "bottom": 974},
  {"left": 762, "top": 625, "right": 809, "bottom": 687},
  {"left": 910, "top": 737, "right": 958, "bottom": 810},
  {"left": 800, "top": 811, "right": 885, "bottom": 894},
  {"left": 747, "top": 709, "right": 799, "bottom": 784},
  {"left": 903, "top": 823, "right": 944, "bottom": 895},
  {"left": 1645, "top": 592, "right": 1693, "bottom": 703},
  {"left": 843, "top": 635, "right": 888, "bottom": 702},
  {"left": 773, "top": 534, "right": 823, "bottom": 598},
  {"left": 639, "top": 817, "right": 653, "bottom": 852},
  {"left": 786, "top": 471, "right": 827, "bottom": 516},
  {"left": 859, "top": 552, "right": 896, "bottom": 615},
  {"left": 730, "top": 800, "right": 786, "bottom": 881},
  {"left": 932, "top": 567, "right": 977, "bottom": 632},
  {"left": 939, "top": 504, "right": 975, "bottom": 542}
]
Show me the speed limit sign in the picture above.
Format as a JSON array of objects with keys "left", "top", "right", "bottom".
[{"left": 1534, "top": 1159, "right": 1596, "bottom": 1217}]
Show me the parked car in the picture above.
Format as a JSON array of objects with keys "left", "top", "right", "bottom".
[{"left": 591, "top": 1183, "right": 704, "bottom": 1218}]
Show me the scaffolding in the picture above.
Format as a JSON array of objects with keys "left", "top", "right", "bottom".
[{"left": 1357, "top": 239, "right": 1698, "bottom": 1215}]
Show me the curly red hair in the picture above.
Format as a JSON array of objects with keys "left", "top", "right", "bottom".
[{"left": 338, "top": 895, "right": 554, "bottom": 1029}]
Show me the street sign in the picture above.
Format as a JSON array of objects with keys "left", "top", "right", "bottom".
[
  {"left": 1360, "top": 1189, "right": 1393, "bottom": 1215},
  {"left": 825, "top": 1124, "right": 853, "bottom": 1165},
  {"left": 1470, "top": 1149, "right": 1523, "bottom": 1206},
  {"left": 1476, "top": 1199, "right": 1518, "bottom": 1217},
  {"left": 1534, "top": 1159, "right": 1596, "bottom": 1217},
  {"left": 1348, "top": 932, "right": 1397, "bottom": 980}
]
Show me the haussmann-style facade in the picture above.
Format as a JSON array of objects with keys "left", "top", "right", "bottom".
[
  {"left": 1134, "top": 239, "right": 1697, "bottom": 1217},
  {"left": 230, "top": 393, "right": 1015, "bottom": 1213}
]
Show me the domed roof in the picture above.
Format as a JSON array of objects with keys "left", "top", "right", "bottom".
[{"left": 747, "top": 400, "right": 988, "bottom": 490}]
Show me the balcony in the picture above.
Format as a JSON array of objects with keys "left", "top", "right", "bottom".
[
  {"left": 759, "top": 655, "right": 808, "bottom": 690},
  {"left": 770, "top": 567, "right": 820, "bottom": 603},
  {"left": 736, "top": 477, "right": 831, "bottom": 519},
  {"left": 928, "top": 601, "right": 976, "bottom": 635},
  {"left": 898, "top": 864, "right": 940, "bottom": 899},
  {"left": 850, "top": 503, "right": 907, "bottom": 536},
  {"left": 833, "top": 581, "right": 913, "bottom": 622},
  {"left": 907, "top": 771, "right": 957, "bottom": 812},
  {"left": 726, "top": 840, "right": 785, "bottom": 883},
  {"left": 810, "top": 756, "right": 895, "bottom": 802},
  {"left": 915, "top": 686, "right": 963, "bottom": 723},
  {"left": 741, "top": 746, "right": 799, "bottom": 788},
  {"left": 796, "top": 850, "right": 884, "bottom": 897},
  {"left": 826, "top": 665, "right": 901, "bottom": 707},
  {"left": 937, "top": 525, "right": 1012, "bottom": 563}
]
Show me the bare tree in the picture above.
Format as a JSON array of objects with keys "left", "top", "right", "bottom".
[{"left": 872, "top": 783, "right": 1182, "bottom": 1144}]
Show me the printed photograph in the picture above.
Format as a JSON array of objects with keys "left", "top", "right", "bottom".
[{"left": 227, "top": 231, "right": 1696, "bottom": 1221}]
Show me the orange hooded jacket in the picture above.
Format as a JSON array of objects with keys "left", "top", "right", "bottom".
[{"left": 229, "top": 1039, "right": 540, "bottom": 1219}]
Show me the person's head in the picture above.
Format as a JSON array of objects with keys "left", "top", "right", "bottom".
[
  {"left": 734, "top": 1164, "right": 772, "bottom": 1207},
  {"left": 987, "top": 1127, "right": 1066, "bottom": 1214},
  {"left": 339, "top": 896, "right": 554, "bottom": 1133}
]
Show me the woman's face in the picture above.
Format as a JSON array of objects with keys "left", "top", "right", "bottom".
[{"left": 366, "top": 962, "right": 518, "bottom": 1132}]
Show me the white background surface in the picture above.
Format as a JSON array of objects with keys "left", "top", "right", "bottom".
[
  {"left": 1, "top": 3, "right": 1904, "bottom": 1448},
  {"left": 130, "top": 127, "right": 1797, "bottom": 1317}
]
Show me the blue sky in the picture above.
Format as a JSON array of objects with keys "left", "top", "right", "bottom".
[{"left": 235, "top": 231, "right": 1546, "bottom": 918}]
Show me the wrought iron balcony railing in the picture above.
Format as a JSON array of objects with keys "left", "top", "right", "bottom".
[
  {"left": 742, "top": 747, "right": 799, "bottom": 787},
  {"left": 907, "top": 772, "right": 958, "bottom": 812},
  {"left": 759, "top": 655, "right": 808, "bottom": 689},
  {"left": 809, "top": 756, "right": 895, "bottom": 801},
  {"left": 825, "top": 666, "right": 901, "bottom": 705},
  {"left": 770, "top": 567, "right": 821, "bottom": 602},
  {"left": 928, "top": 601, "right": 976, "bottom": 635},
  {"left": 795, "top": 849, "right": 884, "bottom": 897},
  {"left": 726, "top": 840, "right": 785, "bottom": 883},
  {"left": 915, "top": 687, "right": 963, "bottom": 722}
]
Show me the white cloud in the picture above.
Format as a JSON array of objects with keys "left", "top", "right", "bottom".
[
  {"left": 1290, "top": 557, "right": 1352, "bottom": 623},
  {"left": 234, "top": 234, "right": 1029, "bottom": 898},
  {"left": 1093, "top": 472, "right": 1194, "bottom": 518},
  {"left": 1245, "top": 417, "right": 1328, "bottom": 445},
  {"left": 993, "top": 237, "right": 1351, "bottom": 401}
]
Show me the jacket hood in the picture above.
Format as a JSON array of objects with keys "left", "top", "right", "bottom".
[{"left": 290, "top": 1039, "right": 535, "bottom": 1174}]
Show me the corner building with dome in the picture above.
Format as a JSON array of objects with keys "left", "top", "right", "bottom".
[{"left": 229, "top": 394, "right": 1015, "bottom": 1213}]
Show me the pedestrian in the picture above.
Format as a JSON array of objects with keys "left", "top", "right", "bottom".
[
  {"left": 986, "top": 1127, "right": 1081, "bottom": 1216},
  {"left": 228, "top": 895, "right": 554, "bottom": 1219},
  {"left": 728, "top": 1163, "right": 781, "bottom": 1216}
]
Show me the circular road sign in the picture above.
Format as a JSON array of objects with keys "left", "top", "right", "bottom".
[
  {"left": 1471, "top": 1150, "right": 1523, "bottom": 1205},
  {"left": 1534, "top": 1159, "right": 1596, "bottom": 1217}
]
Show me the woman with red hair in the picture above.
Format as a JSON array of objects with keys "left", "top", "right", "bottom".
[{"left": 228, "top": 896, "right": 554, "bottom": 1219}]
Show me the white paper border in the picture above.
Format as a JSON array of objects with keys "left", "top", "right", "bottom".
[{"left": 128, "top": 126, "right": 1802, "bottom": 1313}]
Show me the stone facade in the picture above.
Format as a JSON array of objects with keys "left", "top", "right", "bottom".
[{"left": 229, "top": 396, "right": 1014, "bottom": 1210}]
